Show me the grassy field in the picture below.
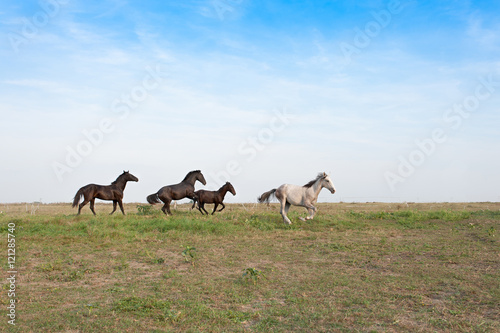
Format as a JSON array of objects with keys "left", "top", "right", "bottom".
[{"left": 1, "top": 202, "right": 499, "bottom": 332}]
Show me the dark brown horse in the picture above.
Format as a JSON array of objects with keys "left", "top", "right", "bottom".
[
  {"left": 72, "top": 171, "right": 139, "bottom": 215},
  {"left": 191, "top": 182, "right": 236, "bottom": 215},
  {"left": 147, "top": 170, "right": 206, "bottom": 215}
]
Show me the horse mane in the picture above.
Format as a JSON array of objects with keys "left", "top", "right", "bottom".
[
  {"left": 303, "top": 173, "right": 325, "bottom": 188},
  {"left": 111, "top": 172, "right": 127, "bottom": 185},
  {"left": 219, "top": 182, "right": 231, "bottom": 191},
  {"left": 182, "top": 170, "right": 201, "bottom": 182}
]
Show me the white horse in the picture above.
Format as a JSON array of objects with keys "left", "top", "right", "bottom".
[{"left": 257, "top": 172, "right": 336, "bottom": 224}]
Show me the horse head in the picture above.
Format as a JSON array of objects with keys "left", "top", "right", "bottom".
[
  {"left": 226, "top": 182, "right": 236, "bottom": 196},
  {"left": 123, "top": 171, "right": 139, "bottom": 182},
  {"left": 321, "top": 172, "right": 336, "bottom": 194},
  {"left": 196, "top": 171, "right": 207, "bottom": 186}
]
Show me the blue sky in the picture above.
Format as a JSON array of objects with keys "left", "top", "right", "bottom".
[{"left": 1, "top": 0, "right": 499, "bottom": 204}]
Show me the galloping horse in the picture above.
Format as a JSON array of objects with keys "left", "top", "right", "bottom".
[
  {"left": 192, "top": 182, "right": 236, "bottom": 215},
  {"left": 72, "top": 171, "right": 139, "bottom": 215},
  {"left": 257, "top": 172, "right": 335, "bottom": 224},
  {"left": 147, "top": 170, "right": 206, "bottom": 215}
]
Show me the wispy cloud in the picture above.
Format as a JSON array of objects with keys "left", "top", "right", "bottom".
[
  {"left": 466, "top": 15, "right": 500, "bottom": 49},
  {"left": 1, "top": 1, "right": 499, "bottom": 203}
]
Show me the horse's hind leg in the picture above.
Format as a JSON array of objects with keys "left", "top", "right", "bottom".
[
  {"left": 282, "top": 205, "right": 292, "bottom": 224},
  {"left": 161, "top": 200, "right": 172, "bottom": 215},
  {"left": 89, "top": 199, "right": 97, "bottom": 215},
  {"left": 161, "top": 203, "right": 168, "bottom": 215},
  {"left": 194, "top": 199, "right": 202, "bottom": 214},
  {"left": 284, "top": 201, "right": 291, "bottom": 215},
  {"left": 77, "top": 202, "right": 84, "bottom": 215},
  {"left": 200, "top": 203, "right": 209, "bottom": 215},
  {"left": 77, "top": 201, "right": 85, "bottom": 215},
  {"left": 277, "top": 194, "right": 292, "bottom": 225},
  {"left": 77, "top": 195, "right": 90, "bottom": 215}
]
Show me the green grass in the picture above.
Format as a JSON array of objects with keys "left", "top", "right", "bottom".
[{"left": 0, "top": 202, "right": 499, "bottom": 332}]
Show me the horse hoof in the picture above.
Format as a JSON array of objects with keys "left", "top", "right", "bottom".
[{"left": 299, "top": 217, "right": 306, "bottom": 222}]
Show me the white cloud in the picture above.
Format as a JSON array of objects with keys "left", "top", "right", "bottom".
[
  {"left": 466, "top": 15, "right": 500, "bottom": 49},
  {"left": 1, "top": 1, "right": 499, "bottom": 203}
]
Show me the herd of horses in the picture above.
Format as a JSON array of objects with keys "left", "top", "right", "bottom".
[{"left": 72, "top": 170, "right": 336, "bottom": 224}]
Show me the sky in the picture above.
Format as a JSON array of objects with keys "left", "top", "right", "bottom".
[{"left": 1, "top": 0, "right": 499, "bottom": 204}]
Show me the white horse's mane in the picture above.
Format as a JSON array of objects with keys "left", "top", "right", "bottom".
[{"left": 303, "top": 172, "right": 326, "bottom": 188}]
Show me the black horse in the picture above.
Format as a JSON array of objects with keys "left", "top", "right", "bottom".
[
  {"left": 147, "top": 170, "right": 206, "bottom": 215},
  {"left": 72, "top": 171, "right": 139, "bottom": 215},
  {"left": 191, "top": 182, "right": 236, "bottom": 215}
]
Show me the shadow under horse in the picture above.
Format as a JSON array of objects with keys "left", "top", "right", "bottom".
[
  {"left": 147, "top": 170, "right": 206, "bottom": 215},
  {"left": 192, "top": 182, "right": 236, "bottom": 215},
  {"left": 72, "top": 171, "right": 139, "bottom": 215}
]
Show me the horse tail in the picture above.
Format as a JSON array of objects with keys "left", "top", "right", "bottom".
[
  {"left": 147, "top": 193, "right": 161, "bottom": 205},
  {"left": 257, "top": 189, "right": 277, "bottom": 204},
  {"left": 72, "top": 187, "right": 85, "bottom": 207}
]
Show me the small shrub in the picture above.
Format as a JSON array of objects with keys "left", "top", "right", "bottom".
[
  {"left": 244, "top": 215, "right": 275, "bottom": 231},
  {"left": 152, "top": 257, "right": 165, "bottom": 264},
  {"left": 182, "top": 246, "right": 196, "bottom": 264},
  {"left": 85, "top": 304, "right": 97, "bottom": 316},
  {"left": 137, "top": 204, "right": 157, "bottom": 216},
  {"left": 242, "top": 267, "right": 266, "bottom": 285},
  {"left": 112, "top": 296, "right": 171, "bottom": 314}
]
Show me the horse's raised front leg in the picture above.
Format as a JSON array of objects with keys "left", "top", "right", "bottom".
[
  {"left": 217, "top": 203, "right": 225, "bottom": 212},
  {"left": 299, "top": 204, "right": 316, "bottom": 221},
  {"left": 306, "top": 206, "right": 316, "bottom": 220}
]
